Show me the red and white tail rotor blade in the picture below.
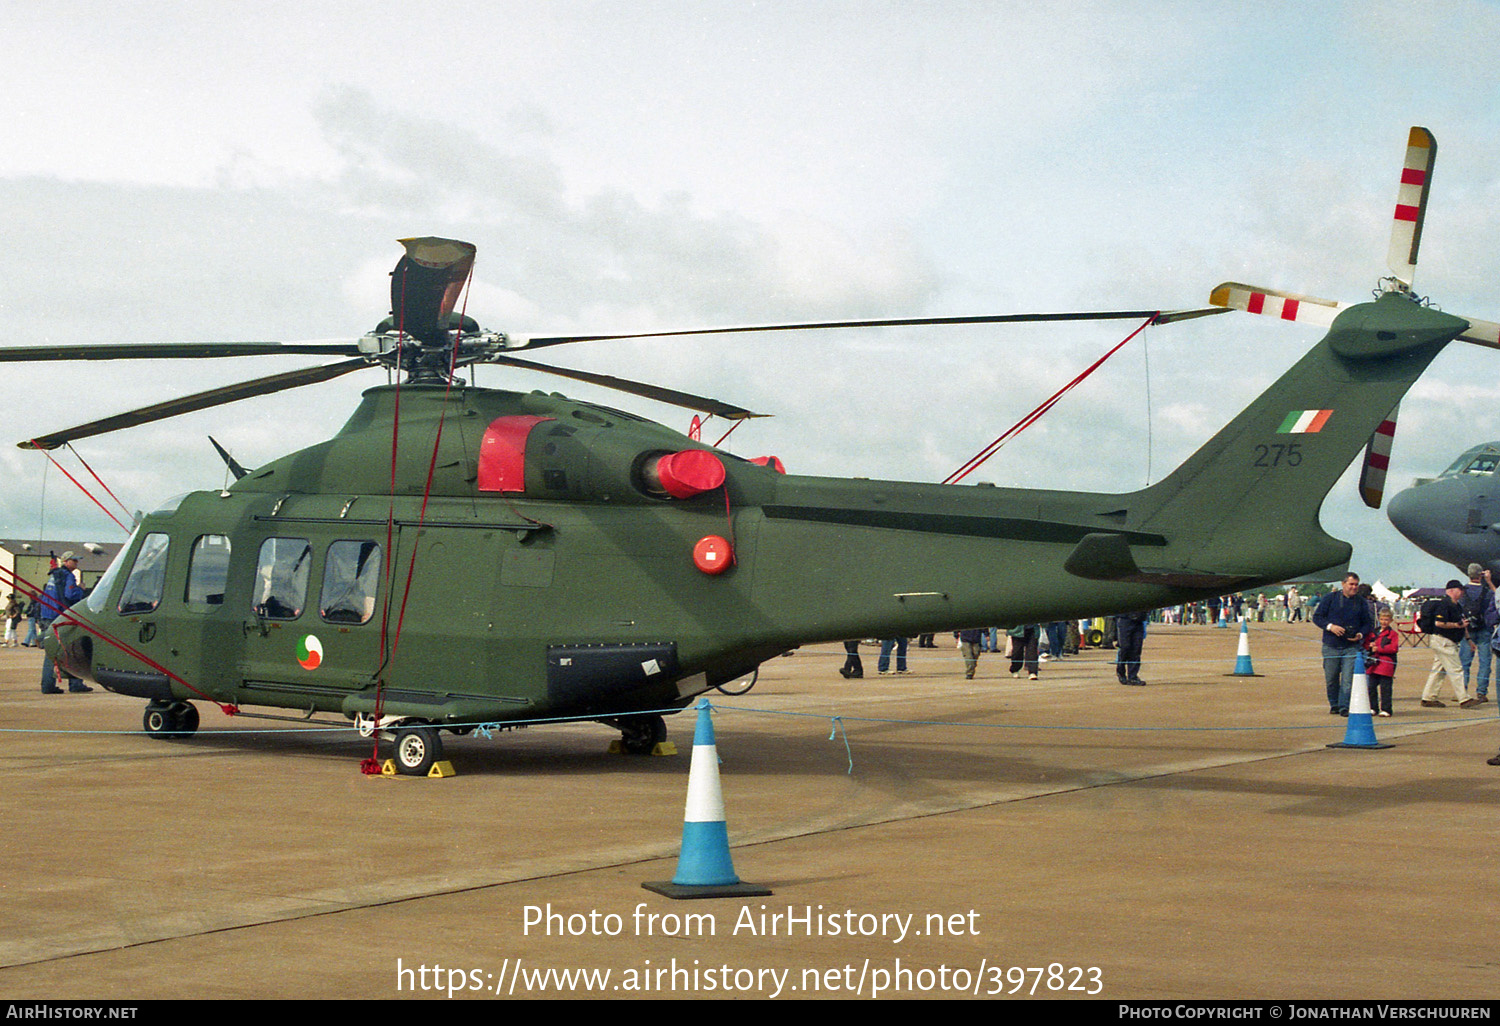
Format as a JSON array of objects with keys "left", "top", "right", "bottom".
[
  {"left": 1358, "top": 404, "right": 1399, "bottom": 509},
  {"left": 1208, "top": 282, "right": 1344, "bottom": 327},
  {"left": 1388, "top": 127, "right": 1436, "bottom": 288}
]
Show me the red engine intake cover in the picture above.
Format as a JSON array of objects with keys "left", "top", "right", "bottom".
[
  {"left": 655, "top": 449, "right": 726, "bottom": 499},
  {"left": 478, "top": 415, "right": 554, "bottom": 493}
]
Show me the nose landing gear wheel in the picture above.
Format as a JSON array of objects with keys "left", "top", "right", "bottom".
[
  {"left": 393, "top": 724, "right": 443, "bottom": 776},
  {"left": 142, "top": 700, "right": 199, "bottom": 740}
]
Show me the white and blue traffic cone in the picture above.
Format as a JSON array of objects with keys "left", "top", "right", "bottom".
[
  {"left": 1228, "top": 620, "right": 1261, "bottom": 677},
  {"left": 643, "top": 699, "right": 771, "bottom": 899},
  {"left": 1328, "top": 651, "right": 1393, "bottom": 750}
]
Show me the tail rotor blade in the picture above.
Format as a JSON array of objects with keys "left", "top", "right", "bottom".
[
  {"left": 1456, "top": 316, "right": 1500, "bottom": 349},
  {"left": 1358, "top": 403, "right": 1399, "bottom": 509},
  {"left": 1388, "top": 127, "right": 1436, "bottom": 288},
  {"left": 1209, "top": 282, "right": 1343, "bottom": 326}
]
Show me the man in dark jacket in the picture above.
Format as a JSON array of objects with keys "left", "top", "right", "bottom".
[
  {"left": 1312, "top": 573, "right": 1375, "bottom": 715},
  {"left": 1459, "top": 564, "right": 1496, "bottom": 702}
]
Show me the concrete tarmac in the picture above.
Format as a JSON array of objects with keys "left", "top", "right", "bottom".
[{"left": 1, "top": 622, "right": 1497, "bottom": 1000}]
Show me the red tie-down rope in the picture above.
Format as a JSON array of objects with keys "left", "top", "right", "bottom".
[
  {"left": 66, "top": 444, "right": 136, "bottom": 526},
  {"left": 28, "top": 443, "right": 132, "bottom": 534},
  {"left": 943, "top": 313, "right": 1159, "bottom": 485},
  {"left": 0, "top": 563, "right": 237, "bottom": 715},
  {"left": 362, "top": 264, "right": 476, "bottom": 775},
  {"left": 389, "top": 279, "right": 471, "bottom": 654}
]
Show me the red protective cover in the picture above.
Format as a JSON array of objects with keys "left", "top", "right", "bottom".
[
  {"left": 656, "top": 450, "right": 726, "bottom": 498},
  {"left": 478, "top": 415, "right": 554, "bottom": 493}
]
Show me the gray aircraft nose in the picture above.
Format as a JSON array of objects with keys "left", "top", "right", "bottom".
[{"left": 1387, "top": 477, "right": 1479, "bottom": 565}]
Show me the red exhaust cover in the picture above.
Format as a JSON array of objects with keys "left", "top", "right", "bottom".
[{"left": 655, "top": 450, "right": 726, "bottom": 499}]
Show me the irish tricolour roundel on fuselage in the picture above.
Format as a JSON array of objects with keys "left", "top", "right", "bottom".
[{"left": 297, "top": 635, "right": 324, "bottom": 671}]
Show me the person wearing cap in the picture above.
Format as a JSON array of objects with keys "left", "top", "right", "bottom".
[
  {"left": 1459, "top": 563, "right": 1496, "bottom": 703},
  {"left": 1420, "top": 579, "right": 1481, "bottom": 709},
  {"left": 38, "top": 552, "right": 90, "bottom": 695}
]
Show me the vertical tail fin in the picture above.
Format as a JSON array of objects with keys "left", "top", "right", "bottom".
[{"left": 1130, "top": 294, "right": 1466, "bottom": 581}]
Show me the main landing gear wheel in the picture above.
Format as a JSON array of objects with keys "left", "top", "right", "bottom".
[
  {"left": 619, "top": 714, "right": 668, "bottom": 755},
  {"left": 142, "top": 700, "right": 198, "bottom": 740},
  {"left": 393, "top": 723, "right": 443, "bottom": 776}
]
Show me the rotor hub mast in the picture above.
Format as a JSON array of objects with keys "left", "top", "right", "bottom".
[{"left": 357, "top": 320, "right": 519, "bottom": 384}]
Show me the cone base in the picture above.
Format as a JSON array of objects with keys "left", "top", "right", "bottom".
[
  {"left": 1225, "top": 672, "right": 1264, "bottom": 678},
  {"left": 1327, "top": 741, "right": 1395, "bottom": 750},
  {"left": 642, "top": 880, "right": 773, "bottom": 900}
]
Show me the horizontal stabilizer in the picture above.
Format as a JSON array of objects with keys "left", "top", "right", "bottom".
[
  {"left": 1064, "top": 533, "right": 1250, "bottom": 590},
  {"left": 1064, "top": 533, "right": 1141, "bottom": 580}
]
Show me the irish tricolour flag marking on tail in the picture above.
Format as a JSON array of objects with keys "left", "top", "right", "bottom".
[{"left": 1278, "top": 409, "right": 1332, "bottom": 434}]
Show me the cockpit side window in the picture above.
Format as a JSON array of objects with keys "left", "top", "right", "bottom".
[
  {"left": 117, "top": 533, "right": 171, "bottom": 616},
  {"left": 184, "top": 535, "right": 231, "bottom": 609},
  {"left": 1463, "top": 456, "right": 1499, "bottom": 476},
  {"left": 319, "top": 541, "right": 381, "bottom": 625},
  {"left": 253, "top": 538, "right": 311, "bottom": 620}
]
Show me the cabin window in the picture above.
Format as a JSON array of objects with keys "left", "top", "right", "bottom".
[
  {"left": 320, "top": 541, "right": 381, "bottom": 625},
  {"left": 252, "top": 537, "right": 311, "bottom": 620},
  {"left": 184, "top": 535, "right": 231, "bottom": 609},
  {"left": 117, "top": 533, "right": 170, "bottom": 615}
]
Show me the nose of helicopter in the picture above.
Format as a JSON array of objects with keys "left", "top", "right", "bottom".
[
  {"left": 1387, "top": 477, "right": 1476, "bottom": 566},
  {"left": 51, "top": 620, "right": 94, "bottom": 683}
]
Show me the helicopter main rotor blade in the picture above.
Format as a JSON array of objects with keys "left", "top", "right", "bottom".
[
  {"left": 488, "top": 354, "right": 767, "bottom": 421},
  {"left": 19, "top": 358, "right": 371, "bottom": 451},
  {"left": 0, "top": 340, "right": 363, "bottom": 363},
  {"left": 392, "top": 237, "right": 476, "bottom": 345},
  {"left": 515, "top": 307, "right": 1229, "bottom": 349}
]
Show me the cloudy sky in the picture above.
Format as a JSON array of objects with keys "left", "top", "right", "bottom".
[{"left": 4, "top": 0, "right": 1500, "bottom": 586}]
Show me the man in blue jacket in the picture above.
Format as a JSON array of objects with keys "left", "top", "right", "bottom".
[
  {"left": 1312, "top": 573, "right": 1375, "bottom": 716},
  {"left": 38, "top": 552, "right": 90, "bottom": 694}
]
